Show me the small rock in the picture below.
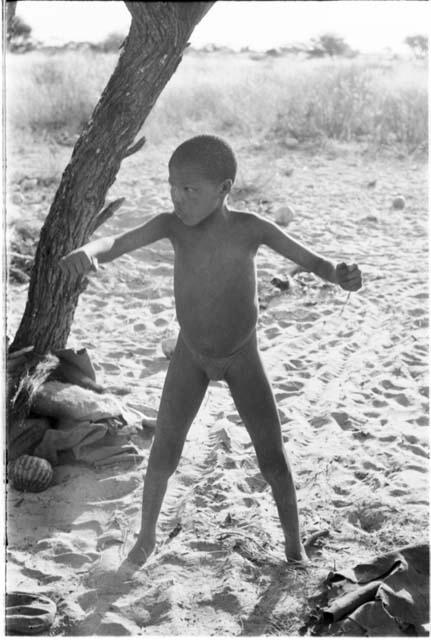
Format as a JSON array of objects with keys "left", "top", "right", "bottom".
[
  {"left": 26, "top": 193, "right": 45, "bottom": 204},
  {"left": 11, "top": 193, "right": 24, "bottom": 205},
  {"left": 20, "top": 178, "right": 38, "bottom": 191},
  {"left": 392, "top": 195, "right": 405, "bottom": 210},
  {"left": 360, "top": 214, "right": 378, "bottom": 223},
  {"left": 274, "top": 205, "right": 295, "bottom": 226},
  {"left": 161, "top": 334, "right": 177, "bottom": 359},
  {"left": 284, "top": 137, "right": 299, "bottom": 149},
  {"left": 271, "top": 276, "right": 293, "bottom": 291}
]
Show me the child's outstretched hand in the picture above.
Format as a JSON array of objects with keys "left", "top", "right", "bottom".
[
  {"left": 59, "top": 248, "right": 98, "bottom": 279},
  {"left": 335, "top": 262, "right": 362, "bottom": 291}
]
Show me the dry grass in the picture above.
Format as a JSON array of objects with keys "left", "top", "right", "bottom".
[
  {"left": 6, "top": 50, "right": 116, "bottom": 133},
  {"left": 7, "top": 49, "right": 428, "bottom": 152}
]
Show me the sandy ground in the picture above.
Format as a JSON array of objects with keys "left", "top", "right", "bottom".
[{"left": 6, "top": 139, "right": 428, "bottom": 635}]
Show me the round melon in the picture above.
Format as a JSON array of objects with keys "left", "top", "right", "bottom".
[{"left": 9, "top": 455, "right": 53, "bottom": 493}]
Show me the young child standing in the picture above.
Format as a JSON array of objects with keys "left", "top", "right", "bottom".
[{"left": 60, "top": 135, "right": 362, "bottom": 566}]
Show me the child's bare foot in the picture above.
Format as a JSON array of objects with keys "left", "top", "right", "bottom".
[
  {"left": 285, "top": 542, "right": 309, "bottom": 567},
  {"left": 127, "top": 535, "right": 155, "bottom": 566}
]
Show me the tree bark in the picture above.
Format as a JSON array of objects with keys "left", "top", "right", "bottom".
[
  {"left": 6, "top": 2, "right": 17, "bottom": 33},
  {"left": 10, "top": 1, "right": 213, "bottom": 354}
]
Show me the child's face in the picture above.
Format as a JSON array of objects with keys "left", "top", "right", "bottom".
[{"left": 169, "top": 163, "right": 228, "bottom": 226}]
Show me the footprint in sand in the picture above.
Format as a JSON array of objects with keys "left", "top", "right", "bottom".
[
  {"left": 96, "top": 475, "right": 140, "bottom": 501},
  {"left": 97, "top": 613, "right": 143, "bottom": 636},
  {"left": 71, "top": 519, "right": 103, "bottom": 536},
  {"left": 34, "top": 539, "right": 51, "bottom": 551},
  {"left": 390, "top": 487, "right": 409, "bottom": 497},
  {"left": 274, "top": 392, "right": 291, "bottom": 402},
  {"left": 86, "top": 548, "right": 139, "bottom": 591},
  {"left": 21, "top": 566, "right": 62, "bottom": 584},
  {"left": 100, "top": 361, "right": 122, "bottom": 373},
  {"left": 347, "top": 504, "right": 389, "bottom": 532},
  {"left": 400, "top": 441, "right": 428, "bottom": 458},
  {"left": 96, "top": 531, "right": 125, "bottom": 551},
  {"left": 76, "top": 589, "right": 98, "bottom": 611},
  {"left": 133, "top": 322, "right": 148, "bottom": 332},
  {"left": 54, "top": 552, "right": 97, "bottom": 568}
]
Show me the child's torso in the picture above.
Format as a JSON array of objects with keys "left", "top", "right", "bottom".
[{"left": 171, "top": 211, "right": 259, "bottom": 357}]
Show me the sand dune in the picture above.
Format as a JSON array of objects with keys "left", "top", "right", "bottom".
[{"left": 6, "top": 141, "right": 428, "bottom": 635}]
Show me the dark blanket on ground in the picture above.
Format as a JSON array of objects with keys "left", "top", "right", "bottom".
[{"left": 304, "top": 543, "right": 429, "bottom": 636}]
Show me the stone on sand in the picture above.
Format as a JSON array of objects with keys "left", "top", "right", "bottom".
[
  {"left": 284, "top": 137, "right": 299, "bottom": 149},
  {"left": 274, "top": 205, "right": 295, "bottom": 226},
  {"left": 161, "top": 334, "right": 178, "bottom": 359},
  {"left": 392, "top": 195, "right": 406, "bottom": 210}
]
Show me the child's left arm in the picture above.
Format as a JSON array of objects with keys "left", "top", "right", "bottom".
[{"left": 255, "top": 216, "right": 362, "bottom": 291}]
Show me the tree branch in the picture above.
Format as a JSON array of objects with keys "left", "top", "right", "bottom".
[
  {"left": 91, "top": 197, "right": 125, "bottom": 234},
  {"left": 123, "top": 135, "right": 146, "bottom": 159}
]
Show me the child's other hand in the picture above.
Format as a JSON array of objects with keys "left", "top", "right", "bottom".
[
  {"left": 335, "top": 262, "right": 362, "bottom": 291},
  {"left": 59, "top": 249, "right": 98, "bottom": 278}
]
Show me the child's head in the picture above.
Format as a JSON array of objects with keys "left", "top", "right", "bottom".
[
  {"left": 168, "top": 135, "right": 237, "bottom": 226},
  {"left": 169, "top": 135, "right": 237, "bottom": 184}
]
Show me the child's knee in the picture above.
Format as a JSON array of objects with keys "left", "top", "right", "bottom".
[
  {"left": 150, "top": 438, "right": 181, "bottom": 477},
  {"left": 258, "top": 450, "right": 290, "bottom": 484}
]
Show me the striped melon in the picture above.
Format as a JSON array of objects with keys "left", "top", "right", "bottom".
[
  {"left": 9, "top": 455, "right": 53, "bottom": 493},
  {"left": 6, "top": 592, "right": 56, "bottom": 635}
]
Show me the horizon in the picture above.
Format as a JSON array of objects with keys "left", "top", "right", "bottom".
[{"left": 14, "top": 1, "right": 430, "bottom": 54}]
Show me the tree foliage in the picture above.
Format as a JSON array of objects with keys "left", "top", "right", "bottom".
[
  {"left": 8, "top": 14, "right": 32, "bottom": 38},
  {"left": 98, "top": 31, "right": 127, "bottom": 53},
  {"left": 308, "top": 33, "right": 355, "bottom": 58},
  {"left": 405, "top": 35, "right": 428, "bottom": 60},
  {"left": 7, "top": 13, "right": 35, "bottom": 52}
]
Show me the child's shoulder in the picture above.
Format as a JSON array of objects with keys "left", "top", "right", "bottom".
[
  {"left": 229, "top": 209, "right": 268, "bottom": 235},
  {"left": 152, "top": 211, "right": 176, "bottom": 233},
  {"left": 230, "top": 209, "right": 265, "bottom": 226}
]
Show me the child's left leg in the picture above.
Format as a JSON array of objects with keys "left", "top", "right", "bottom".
[{"left": 225, "top": 334, "right": 307, "bottom": 564}]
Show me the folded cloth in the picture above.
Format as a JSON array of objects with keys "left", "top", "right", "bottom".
[
  {"left": 74, "top": 442, "right": 144, "bottom": 467},
  {"left": 34, "top": 421, "right": 109, "bottom": 465},
  {"left": 53, "top": 347, "right": 96, "bottom": 381},
  {"left": 305, "top": 544, "right": 429, "bottom": 636},
  {"left": 51, "top": 347, "right": 104, "bottom": 393},
  {"left": 34, "top": 421, "right": 143, "bottom": 467},
  {"left": 8, "top": 417, "right": 51, "bottom": 460},
  {"left": 31, "top": 381, "right": 124, "bottom": 422}
]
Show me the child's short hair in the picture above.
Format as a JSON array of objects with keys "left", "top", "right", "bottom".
[{"left": 169, "top": 135, "right": 237, "bottom": 184}]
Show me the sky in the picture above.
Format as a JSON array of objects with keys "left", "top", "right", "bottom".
[{"left": 15, "top": 1, "right": 430, "bottom": 53}]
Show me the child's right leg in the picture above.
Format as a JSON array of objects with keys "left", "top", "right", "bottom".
[
  {"left": 128, "top": 334, "right": 209, "bottom": 565},
  {"left": 224, "top": 334, "right": 307, "bottom": 564}
]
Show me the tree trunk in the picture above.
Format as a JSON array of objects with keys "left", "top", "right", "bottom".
[
  {"left": 6, "top": 2, "right": 17, "bottom": 33},
  {"left": 10, "top": 1, "right": 213, "bottom": 354}
]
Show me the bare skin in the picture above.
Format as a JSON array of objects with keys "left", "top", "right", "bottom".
[{"left": 60, "top": 160, "right": 362, "bottom": 567}]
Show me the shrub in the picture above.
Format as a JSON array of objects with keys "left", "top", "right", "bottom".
[
  {"left": 7, "top": 51, "right": 428, "bottom": 152},
  {"left": 7, "top": 51, "right": 117, "bottom": 133}
]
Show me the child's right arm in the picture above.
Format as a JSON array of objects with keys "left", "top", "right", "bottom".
[{"left": 60, "top": 212, "right": 172, "bottom": 278}]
